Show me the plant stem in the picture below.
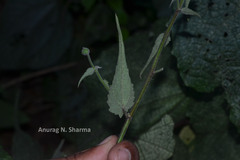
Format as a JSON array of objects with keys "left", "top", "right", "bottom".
[
  {"left": 177, "top": 0, "right": 180, "bottom": 9},
  {"left": 117, "top": 0, "right": 184, "bottom": 143},
  {"left": 87, "top": 54, "right": 110, "bottom": 91},
  {"left": 117, "top": 118, "right": 131, "bottom": 143}
]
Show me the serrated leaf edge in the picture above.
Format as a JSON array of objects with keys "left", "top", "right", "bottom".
[{"left": 107, "top": 14, "right": 135, "bottom": 118}]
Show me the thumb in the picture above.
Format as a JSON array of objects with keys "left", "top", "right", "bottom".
[
  {"left": 108, "top": 140, "right": 139, "bottom": 160},
  {"left": 54, "top": 135, "right": 117, "bottom": 160}
]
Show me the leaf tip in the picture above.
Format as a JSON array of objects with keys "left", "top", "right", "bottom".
[
  {"left": 77, "top": 67, "right": 95, "bottom": 88},
  {"left": 169, "top": 0, "right": 175, "bottom": 7},
  {"left": 181, "top": 7, "right": 201, "bottom": 18},
  {"left": 139, "top": 71, "right": 143, "bottom": 79},
  {"left": 77, "top": 81, "right": 81, "bottom": 88},
  {"left": 115, "top": 13, "right": 119, "bottom": 24}
]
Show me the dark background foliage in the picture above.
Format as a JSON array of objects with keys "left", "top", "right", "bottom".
[
  {"left": 0, "top": 0, "right": 168, "bottom": 158},
  {"left": 0, "top": 0, "right": 239, "bottom": 159}
]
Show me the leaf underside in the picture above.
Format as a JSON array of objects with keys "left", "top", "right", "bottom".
[
  {"left": 78, "top": 67, "right": 96, "bottom": 87},
  {"left": 107, "top": 14, "right": 135, "bottom": 117},
  {"left": 135, "top": 115, "right": 175, "bottom": 160}
]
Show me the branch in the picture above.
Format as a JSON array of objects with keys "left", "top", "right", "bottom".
[{"left": 117, "top": 0, "right": 185, "bottom": 143}]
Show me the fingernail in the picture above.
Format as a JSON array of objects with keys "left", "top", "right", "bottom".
[
  {"left": 117, "top": 148, "right": 131, "bottom": 160},
  {"left": 99, "top": 136, "right": 112, "bottom": 145}
]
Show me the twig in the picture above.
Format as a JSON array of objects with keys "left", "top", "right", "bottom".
[{"left": 117, "top": 0, "right": 185, "bottom": 143}]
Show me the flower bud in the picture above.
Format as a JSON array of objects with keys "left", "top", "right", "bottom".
[{"left": 81, "top": 47, "right": 90, "bottom": 56}]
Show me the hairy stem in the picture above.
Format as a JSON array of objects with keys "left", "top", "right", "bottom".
[{"left": 117, "top": 0, "right": 184, "bottom": 143}]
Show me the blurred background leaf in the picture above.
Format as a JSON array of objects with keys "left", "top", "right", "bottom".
[
  {"left": 136, "top": 115, "right": 175, "bottom": 160},
  {"left": 172, "top": 0, "right": 240, "bottom": 129}
]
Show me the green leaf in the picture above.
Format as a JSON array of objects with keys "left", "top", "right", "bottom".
[
  {"left": 107, "top": 15, "right": 135, "bottom": 117},
  {"left": 172, "top": 0, "right": 240, "bottom": 129},
  {"left": 186, "top": 95, "right": 228, "bottom": 134},
  {"left": 140, "top": 33, "right": 171, "bottom": 78},
  {"left": 78, "top": 67, "right": 100, "bottom": 87},
  {"left": 90, "top": 19, "right": 188, "bottom": 135},
  {"left": 135, "top": 115, "right": 175, "bottom": 160},
  {"left": 12, "top": 129, "right": 43, "bottom": 160},
  {"left": 191, "top": 133, "right": 240, "bottom": 160},
  {"left": 0, "top": 146, "right": 12, "bottom": 160},
  {"left": 185, "top": 0, "right": 191, "bottom": 8},
  {"left": 171, "top": 138, "right": 189, "bottom": 160},
  {"left": 80, "top": 17, "right": 240, "bottom": 160},
  {"left": 184, "top": 95, "right": 240, "bottom": 160},
  {"left": 181, "top": 7, "right": 201, "bottom": 17},
  {"left": 72, "top": 14, "right": 240, "bottom": 160},
  {"left": 72, "top": 18, "right": 183, "bottom": 152},
  {"left": 130, "top": 67, "right": 187, "bottom": 135},
  {"left": 172, "top": 95, "right": 240, "bottom": 160}
]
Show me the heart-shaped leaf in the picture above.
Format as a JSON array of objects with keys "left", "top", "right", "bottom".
[{"left": 135, "top": 115, "right": 175, "bottom": 160}]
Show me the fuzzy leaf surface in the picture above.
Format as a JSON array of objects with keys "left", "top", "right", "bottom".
[
  {"left": 172, "top": 0, "right": 240, "bottom": 128},
  {"left": 78, "top": 67, "right": 99, "bottom": 87},
  {"left": 93, "top": 20, "right": 188, "bottom": 135},
  {"left": 181, "top": 7, "right": 200, "bottom": 17},
  {"left": 107, "top": 15, "right": 135, "bottom": 117},
  {"left": 135, "top": 115, "right": 175, "bottom": 160}
]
